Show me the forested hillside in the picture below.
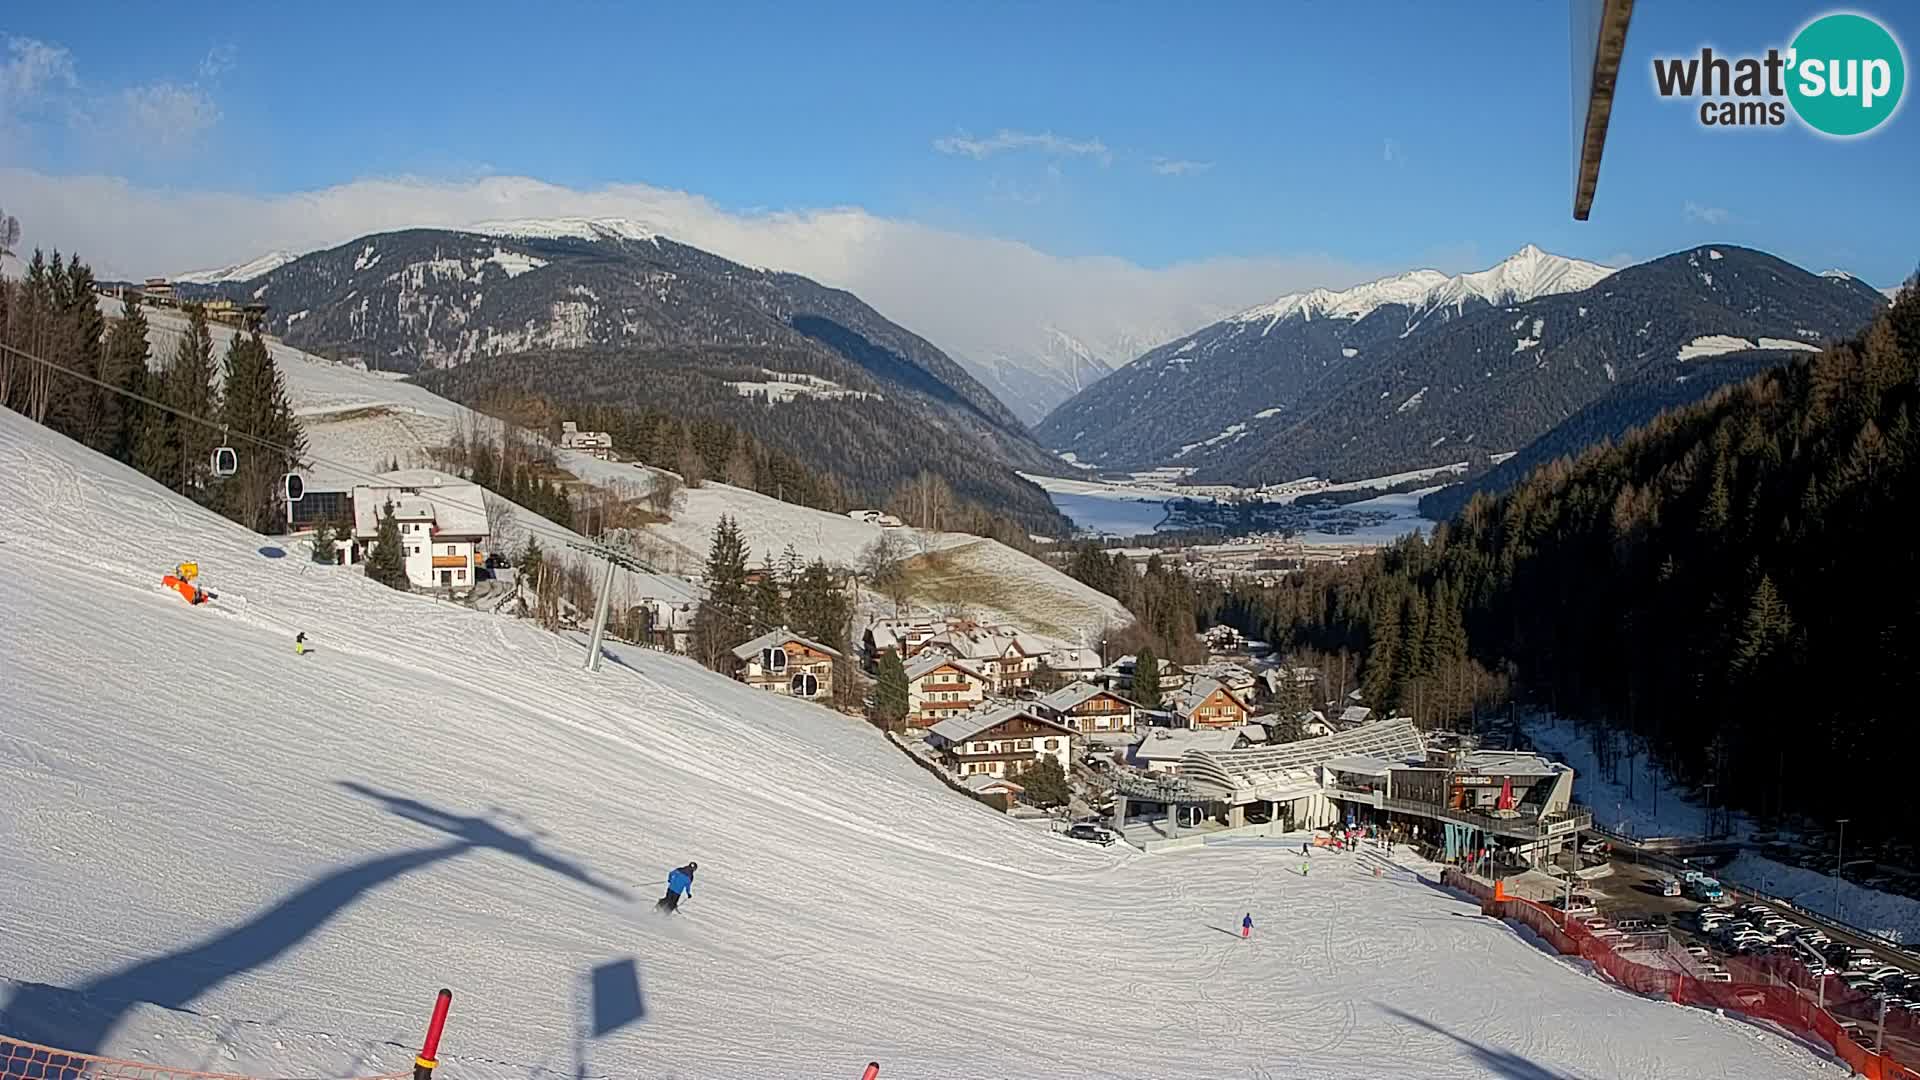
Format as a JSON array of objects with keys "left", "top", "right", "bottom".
[
  {"left": 1212, "top": 283, "right": 1920, "bottom": 840},
  {"left": 413, "top": 348, "right": 1069, "bottom": 541}
]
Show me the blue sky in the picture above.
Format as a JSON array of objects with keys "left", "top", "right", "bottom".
[{"left": 2, "top": 1, "right": 1914, "bottom": 368}]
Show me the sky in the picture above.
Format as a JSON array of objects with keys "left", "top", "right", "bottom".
[{"left": 2, "top": 1, "right": 1915, "bottom": 368}]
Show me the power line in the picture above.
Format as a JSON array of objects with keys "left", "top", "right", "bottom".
[{"left": 0, "top": 335, "right": 826, "bottom": 646}]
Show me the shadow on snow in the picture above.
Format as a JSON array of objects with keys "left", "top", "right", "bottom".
[{"left": 0, "top": 782, "right": 628, "bottom": 1057}]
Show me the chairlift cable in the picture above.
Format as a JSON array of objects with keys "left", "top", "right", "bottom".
[{"left": 0, "top": 339, "right": 818, "bottom": 642}]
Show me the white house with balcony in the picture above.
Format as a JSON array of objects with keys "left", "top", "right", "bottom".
[
  {"left": 926, "top": 704, "right": 1075, "bottom": 780},
  {"left": 559, "top": 421, "right": 614, "bottom": 460},
  {"left": 349, "top": 470, "right": 490, "bottom": 592}
]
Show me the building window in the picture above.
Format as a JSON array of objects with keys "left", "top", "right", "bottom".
[
  {"left": 1016, "top": 739, "right": 1032, "bottom": 751},
  {"left": 456, "top": 569, "right": 465, "bottom": 583},
  {"left": 1042, "top": 738, "right": 1055, "bottom": 751}
]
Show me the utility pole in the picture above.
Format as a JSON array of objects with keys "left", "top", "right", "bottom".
[
  {"left": 1701, "top": 782, "right": 1715, "bottom": 841},
  {"left": 584, "top": 552, "right": 618, "bottom": 672},
  {"left": 1834, "top": 818, "right": 1849, "bottom": 921}
]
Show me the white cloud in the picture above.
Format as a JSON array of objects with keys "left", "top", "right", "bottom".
[
  {"left": 1151, "top": 158, "right": 1213, "bottom": 176},
  {"left": 114, "top": 82, "right": 221, "bottom": 153},
  {"left": 933, "top": 129, "right": 1112, "bottom": 165},
  {"left": 1, "top": 36, "right": 77, "bottom": 104},
  {"left": 198, "top": 44, "right": 237, "bottom": 82},
  {"left": 1683, "top": 200, "right": 1731, "bottom": 225},
  {"left": 0, "top": 168, "right": 1385, "bottom": 377}
]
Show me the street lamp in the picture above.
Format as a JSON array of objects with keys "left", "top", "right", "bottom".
[{"left": 1835, "top": 818, "right": 1850, "bottom": 920}]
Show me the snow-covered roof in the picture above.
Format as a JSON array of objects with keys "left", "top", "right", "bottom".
[
  {"left": 1324, "top": 754, "right": 1393, "bottom": 776},
  {"left": 1339, "top": 705, "right": 1374, "bottom": 725},
  {"left": 1239, "top": 724, "right": 1269, "bottom": 744},
  {"left": 1048, "top": 646, "right": 1102, "bottom": 672},
  {"left": 1132, "top": 727, "right": 1241, "bottom": 762},
  {"left": 1037, "top": 681, "right": 1135, "bottom": 713},
  {"left": 904, "top": 651, "right": 985, "bottom": 682},
  {"left": 1175, "top": 719, "right": 1428, "bottom": 800},
  {"left": 1454, "top": 750, "right": 1565, "bottom": 779},
  {"left": 960, "top": 773, "right": 1023, "bottom": 794},
  {"left": 927, "top": 704, "right": 1072, "bottom": 745},
  {"left": 919, "top": 625, "right": 1049, "bottom": 662},
  {"left": 730, "top": 626, "right": 843, "bottom": 662},
  {"left": 349, "top": 470, "right": 490, "bottom": 538}
]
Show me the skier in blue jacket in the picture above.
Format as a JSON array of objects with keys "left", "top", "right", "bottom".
[{"left": 657, "top": 861, "right": 697, "bottom": 913}]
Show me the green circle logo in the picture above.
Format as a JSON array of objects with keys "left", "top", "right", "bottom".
[{"left": 1787, "top": 13, "right": 1906, "bottom": 136}]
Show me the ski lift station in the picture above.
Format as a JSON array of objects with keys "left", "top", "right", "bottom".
[{"left": 1110, "top": 718, "right": 1589, "bottom": 864}]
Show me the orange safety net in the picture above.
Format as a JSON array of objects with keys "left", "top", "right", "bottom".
[
  {"left": 1441, "top": 870, "right": 1920, "bottom": 1080},
  {"left": 1, "top": 1037, "right": 414, "bottom": 1080}
]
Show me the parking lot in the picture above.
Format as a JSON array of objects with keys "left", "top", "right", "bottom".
[{"left": 1557, "top": 845, "right": 1920, "bottom": 1061}]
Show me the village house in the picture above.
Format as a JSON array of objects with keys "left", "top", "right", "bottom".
[
  {"left": 1034, "top": 681, "right": 1139, "bottom": 739},
  {"left": 926, "top": 704, "right": 1076, "bottom": 780},
  {"left": 1200, "top": 624, "right": 1245, "bottom": 653},
  {"left": 862, "top": 616, "right": 943, "bottom": 668},
  {"left": 730, "top": 627, "right": 842, "bottom": 700},
  {"left": 1168, "top": 676, "right": 1252, "bottom": 730},
  {"left": 1128, "top": 726, "right": 1244, "bottom": 774},
  {"left": 348, "top": 470, "right": 491, "bottom": 592},
  {"left": 1297, "top": 710, "right": 1334, "bottom": 738},
  {"left": 914, "top": 624, "right": 1049, "bottom": 696},
  {"left": 905, "top": 652, "right": 990, "bottom": 727},
  {"left": 1181, "top": 661, "right": 1258, "bottom": 699},
  {"left": 1097, "top": 654, "right": 1188, "bottom": 695},
  {"left": 960, "top": 773, "right": 1025, "bottom": 810},
  {"left": 1339, "top": 705, "right": 1374, "bottom": 728},
  {"left": 559, "top": 421, "right": 614, "bottom": 460},
  {"left": 1046, "top": 645, "right": 1104, "bottom": 684}
]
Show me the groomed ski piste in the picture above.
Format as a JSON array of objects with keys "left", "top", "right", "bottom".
[{"left": 0, "top": 408, "right": 1846, "bottom": 1079}]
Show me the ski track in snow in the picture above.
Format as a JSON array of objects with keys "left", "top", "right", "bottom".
[{"left": 0, "top": 410, "right": 1851, "bottom": 1079}]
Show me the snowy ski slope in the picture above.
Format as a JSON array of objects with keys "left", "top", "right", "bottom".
[
  {"left": 0, "top": 411, "right": 1844, "bottom": 1080},
  {"left": 99, "top": 297, "right": 1130, "bottom": 638}
]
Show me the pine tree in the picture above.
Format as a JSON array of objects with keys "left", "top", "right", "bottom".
[
  {"left": 311, "top": 520, "right": 336, "bottom": 564},
  {"left": 751, "top": 555, "right": 786, "bottom": 631},
  {"left": 873, "top": 647, "right": 910, "bottom": 729},
  {"left": 163, "top": 304, "right": 220, "bottom": 498},
  {"left": 1018, "top": 755, "right": 1072, "bottom": 808},
  {"left": 102, "top": 293, "right": 151, "bottom": 464},
  {"left": 694, "top": 514, "right": 752, "bottom": 667},
  {"left": 1133, "top": 645, "right": 1162, "bottom": 709},
  {"left": 216, "top": 331, "right": 305, "bottom": 533},
  {"left": 789, "top": 559, "right": 852, "bottom": 652},
  {"left": 364, "top": 501, "right": 412, "bottom": 590}
]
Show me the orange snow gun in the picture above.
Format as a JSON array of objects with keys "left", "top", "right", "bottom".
[{"left": 163, "top": 563, "right": 209, "bottom": 605}]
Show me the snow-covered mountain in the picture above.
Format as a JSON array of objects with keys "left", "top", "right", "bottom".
[
  {"left": 1037, "top": 246, "right": 1614, "bottom": 468},
  {"left": 172, "top": 250, "right": 299, "bottom": 284},
  {"left": 0, "top": 404, "right": 1849, "bottom": 1080},
  {"left": 1040, "top": 246, "right": 1888, "bottom": 484}
]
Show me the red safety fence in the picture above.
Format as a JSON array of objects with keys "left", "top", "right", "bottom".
[{"left": 1442, "top": 870, "right": 1920, "bottom": 1080}]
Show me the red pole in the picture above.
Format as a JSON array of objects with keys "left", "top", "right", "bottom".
[
  {"left": 415, "top": 989, "right": 453, "bottom": 1080},
  {"left": 861, "top": 1063, "right": 879, "bottom": 1080}
]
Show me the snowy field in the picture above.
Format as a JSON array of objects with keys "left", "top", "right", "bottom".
[
  {"left": 1023, "top": 470, "right": 1438, "bottom": 545},
  {"left": 0, "top": 409, "right": 1846, "bottom": 1080}
]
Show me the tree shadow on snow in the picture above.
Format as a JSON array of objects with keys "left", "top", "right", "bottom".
[
  {"left": 1376, "top": 1004, "right": 1595, "bottom": 1080},
  {"left": 0, "top": 783, "right": 626, "bottom": 1057}
]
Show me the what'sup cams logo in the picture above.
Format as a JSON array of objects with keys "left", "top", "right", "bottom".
[{"left": 1653, "top": 11, "right": 1906, "bottom": 136}]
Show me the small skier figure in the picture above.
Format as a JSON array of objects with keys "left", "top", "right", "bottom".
[
  {"left": 656, "top": 861, "right": 697, "bottom": 913},
  {"left": 295, "top": 632, "right": 308, "bottom": 655},
  {"left": 1241, "top": 913, "right": 1253, "bottom": 939},
  {"left": 1301, "top": 860, "right": 1310, "bottom": 877}
]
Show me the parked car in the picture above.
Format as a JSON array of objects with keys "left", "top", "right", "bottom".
[{"left": 1065, "top": 823, "right": 1116, "bottom": 846}]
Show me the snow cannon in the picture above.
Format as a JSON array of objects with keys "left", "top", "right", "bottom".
[{"left": 162, "top": 563, "right": 209, "bottom": 605}]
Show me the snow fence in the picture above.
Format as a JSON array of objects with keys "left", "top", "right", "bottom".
[
  {"left": 1444, "top": 869, "right": 1920, "bottom": 1080},
  {"left": 0, "top": 1039, "right": 415, "bottom": 1080}
]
